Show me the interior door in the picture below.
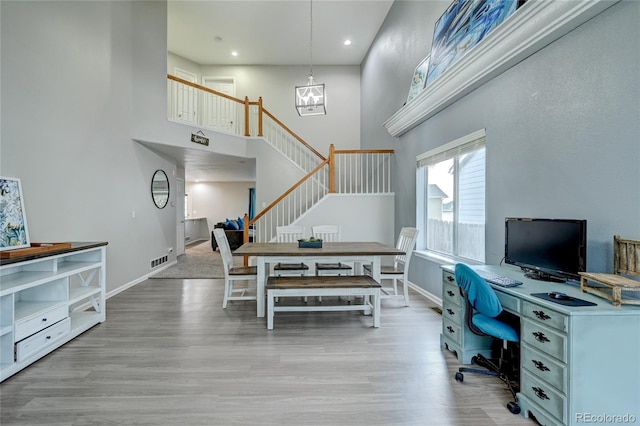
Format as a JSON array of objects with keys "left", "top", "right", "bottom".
[
  {"left": 202, "top": 77, "right": 236, "bottom": 133},
  {"left": 173, "top": 68, "right": 198, "bottom": 124},
  {"left": 176, "top": 178, "right": 185, "bottom": 256}
]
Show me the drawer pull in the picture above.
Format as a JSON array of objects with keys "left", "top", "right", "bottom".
[
  {"left": 447, "top": 290, "right": 455, "bottom": 297},
  {"left": 532, "top": 386, "right": 550, "bottom": 400},
  {"left": 46, "top": 335, "right": 52, "bottom": 340},
  {"left": 532, "top": 359, "right": 550, "bottom": 372},
  {"left": 446, "top": 275, "right": 454, "bottom": 282},
  {"left": 532, "top": 331, "right": 550, "bottom": 343},
  {"left": 446, "top": 326, "right": 455, "bottom": 334},
  {"left": 42, "top": 318, "right": 48, "bottom": 322},
  {"left": 446, "top": 308, "right": 455, "bottom": 316},
  {"left": 533, "top": 310, "right": 550, "bottom": 321}
]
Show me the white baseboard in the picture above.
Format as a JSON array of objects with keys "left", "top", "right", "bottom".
[
  {"left": 106, "top": 260, "right": 178, "bottom": 300},
  {"left": 408, "top": 280, "right": 442, "bottom": 308}
]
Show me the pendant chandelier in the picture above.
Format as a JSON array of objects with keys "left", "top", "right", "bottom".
[{"left": 295, "top": 0, "right": 326, "bottom": 116}]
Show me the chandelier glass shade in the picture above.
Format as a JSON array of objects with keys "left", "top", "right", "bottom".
[{"left": 295, "top": 0, "right": 326, "bottom": 116}]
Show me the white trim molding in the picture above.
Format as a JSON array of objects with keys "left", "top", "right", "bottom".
[{"left": 384, "top": 0, "right": 619, "bottom": 137}]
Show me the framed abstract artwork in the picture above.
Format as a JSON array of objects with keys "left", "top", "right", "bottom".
[
  {"left": 407, "top": 55, "right": 431, "bottom": 104},
  {"left": 426, "top": 0, "right": 519, "bottom": 86},
  {"left": 0, "top": 177, "right": 30, "bottom": 251}
]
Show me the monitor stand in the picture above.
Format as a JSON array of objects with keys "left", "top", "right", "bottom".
[{"left": 523, "top": 269, "right": 567, "bottom": 283}]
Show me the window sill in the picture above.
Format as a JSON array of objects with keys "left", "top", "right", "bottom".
[{"left": 414, "top": 250, "right": 485, "bottom": 267}]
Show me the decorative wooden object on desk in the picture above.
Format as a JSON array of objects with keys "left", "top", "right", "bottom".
[
  {"left": 0, "top": 242, "right": 72, "bottom": 259},
  {"left": 579, "top": 235, "right": 640, "bottom": 306}
]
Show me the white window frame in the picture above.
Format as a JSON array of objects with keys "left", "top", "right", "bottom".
[{"left": 416, "top": 129, "right": 486, "bottom": 263}]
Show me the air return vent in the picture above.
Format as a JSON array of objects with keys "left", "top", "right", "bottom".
[{"left": 150, "top": 255, "right": 168, "bottom": 269}]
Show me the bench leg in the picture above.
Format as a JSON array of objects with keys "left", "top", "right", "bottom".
[
  {"left": 267, "top": 290, "right": 275, "bottom": 330},
  {"left": 372, "top": 289, "right": 380, "bottom": 328}
]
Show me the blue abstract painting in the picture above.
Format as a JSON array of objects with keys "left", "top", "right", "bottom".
[
  {"left": 426, "top": 0, "right": 518, "bottom": 85},
  {"left": 0, "top": 177, "right": 30, "bottom": 251}
]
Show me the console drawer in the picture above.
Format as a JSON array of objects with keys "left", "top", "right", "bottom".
[
  {"left": 522, "top": 301, "right": 567, "bottom": 333},
  {"left": 522, "top": 344, "right": 567, "bottom": 393},
  {"left": 522, "top": 318, "right": 567, "bottom": 363},
  {"left": 495, "top": 290, "right": 520, "bottom": 314},
  {"left": 442, "top": 302, "right": 462, "bottom": 327},
  {"left": 15, "top": 318, "right": 70, "bottom": 362},
  {"left": 442, "top": 318, "right": 462, "bottom": 346},
  {"left": 521, "top": 369, "right": 566, "bottom": 424},
  {"left": 15, "top": 303, "right": 68, "bottom": 341}
]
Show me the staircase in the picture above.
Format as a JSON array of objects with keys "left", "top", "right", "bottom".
[{"left": 167, "top": 75, "right": 394, "bottom": 243}]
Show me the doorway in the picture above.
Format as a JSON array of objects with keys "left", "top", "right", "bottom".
[{"left": 202, "top": 77, "right": 236, "bottom": 133}]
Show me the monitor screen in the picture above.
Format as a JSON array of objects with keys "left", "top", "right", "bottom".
[{"left": 504, "top": 218, "right": 587, "bottom": 282}]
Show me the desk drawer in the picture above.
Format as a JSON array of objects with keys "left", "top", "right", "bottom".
[
  {"left": 522, "top": 319, "right": 567, "bottom": 363},
  {"left": 522, "top": 301, "right": 567, "bottom": 333},
  {"left": 15, "top": 303, "right": 68, "bottom": 341},
  {"left": 442, "top": 278, "right": 460, "bottom": 307},
  {"left": 442, "top": 318, "right": 462, "bottom": 346},
  {"left": 15, "top": 318, "right": 70, "bottom": 362},
  {"left": 521, "top": 369, "right": 566, "bottom": 424},
  {"left": 495, "top": 290, "right": 520, "bottom": 314},
  {"left": 522, "top": 344, "right": 567, "bottom": 393},
  {"left": 442, "top": 302, "right": 462, "bottom": 327}
]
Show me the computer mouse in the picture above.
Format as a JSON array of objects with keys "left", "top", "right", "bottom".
[{"left": 549, "top": 291, "right": 570, "bottom": 300}]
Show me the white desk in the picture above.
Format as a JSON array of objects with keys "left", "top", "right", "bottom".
[
  {"left": 440, "top": 264, "right": 640, "bottom": 426},
  {"left": 234, "top": 242, "right": 404, "bottom": 318}
]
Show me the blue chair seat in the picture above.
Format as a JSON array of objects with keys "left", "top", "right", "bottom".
[{"left": 472, "top": 313, "right": 519, "bottom": 342}]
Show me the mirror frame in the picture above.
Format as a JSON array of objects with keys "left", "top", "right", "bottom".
[{"left": 151, "top": 169, "right": 169, "bottom": 209}]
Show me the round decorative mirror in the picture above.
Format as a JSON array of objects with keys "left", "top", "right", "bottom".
[{"left": 151, "top": 170, "right": 169, "bottom": 209}]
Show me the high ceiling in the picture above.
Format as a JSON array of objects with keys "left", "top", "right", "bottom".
[
  {"left": 164, "top": 0, "right": 394, "bottom": 182},
  {"left": 168, "top": 1, "right": 394, "bottom": 66}
]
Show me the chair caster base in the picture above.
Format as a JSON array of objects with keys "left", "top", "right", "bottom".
[
  {"left": 455, "top": 372, "right": 463, "bottom": 382},
  {"left": 507, "top": 401, "right": 520, "bottom": 414}
]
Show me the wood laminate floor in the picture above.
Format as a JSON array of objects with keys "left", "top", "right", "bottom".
[{"left": 0, "top": 279, "right": 539, "bottom": 426}]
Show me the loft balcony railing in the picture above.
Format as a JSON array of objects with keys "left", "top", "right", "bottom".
[{"left": 166, "top": 74, "right": 394, "bottom": 245}]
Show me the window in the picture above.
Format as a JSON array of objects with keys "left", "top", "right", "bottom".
[{"left": 416, "top": 130, "right": 486, "bottom": 262}]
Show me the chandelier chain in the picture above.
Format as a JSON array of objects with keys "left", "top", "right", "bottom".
[{"left": 309, "top": 0, "right": 313, "bottom": 77}]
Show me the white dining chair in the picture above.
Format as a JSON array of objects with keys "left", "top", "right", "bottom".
[
  {"left": 213, "top": 228, "right": 257, "bottom": 309},
  {"left": 273, "top": 226, "right": 309, "bottom": 276},
  {"left": 364, "top": 227, "right": 419, "bottom": 306},
  {"left": 312, "top": 225, "right": 352, "bottom": 276}
]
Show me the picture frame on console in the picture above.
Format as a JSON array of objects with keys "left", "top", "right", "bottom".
[{"left": 0, "top": 176, "right": 30, "bottom": 251}]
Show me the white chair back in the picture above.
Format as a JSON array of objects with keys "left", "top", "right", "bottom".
[
  {"left": 213, "top": 228, "right": 233, "bottom": 275},
  {"left": 276, "top": 226, "right": 305, "bottom": 242},
  {"left": 312, "top": 225, "right": 342, "bottom": 242},
  {"left": 395, "top": 227, "right": 419, "bottom": 268}
]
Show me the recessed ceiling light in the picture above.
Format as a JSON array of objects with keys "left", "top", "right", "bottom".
[
  {"left": 344, "top": 40, "right": 352, "bottom": 46},
  {"left": 231, "top": 51, "right": 238, "bottom": 57}
]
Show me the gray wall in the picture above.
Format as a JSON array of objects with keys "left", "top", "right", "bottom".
[
  {"left": 361, "top": 1, "right": 640, "bottom": 297},
  {"left": 1, "top": 1, "right": 177, "bottom": 295}
]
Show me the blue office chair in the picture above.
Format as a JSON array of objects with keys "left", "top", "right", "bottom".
[{"left": 453, "top": 263, "right": 521, "bottom": 414}]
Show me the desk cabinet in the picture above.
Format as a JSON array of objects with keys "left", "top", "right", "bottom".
[
  {"left": 0, "top": 242, "right": 107, "bottom": 382},
  {"left": 440, "top": 266, "right": 640, "bottom": 426}
]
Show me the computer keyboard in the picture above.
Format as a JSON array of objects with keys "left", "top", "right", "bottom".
[{"left": 474, "top": 270, "right": 523, "bottom": 287}]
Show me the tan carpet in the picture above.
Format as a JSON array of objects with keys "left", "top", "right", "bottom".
[{"left": 149, "top": 240, "right": 241, "bottom": 279}]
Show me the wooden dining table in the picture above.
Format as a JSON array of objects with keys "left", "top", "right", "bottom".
[{"left": 233, "top": 241, "right": 405, "bottom": 317}]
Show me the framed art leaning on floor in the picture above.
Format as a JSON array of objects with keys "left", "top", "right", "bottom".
[{"left": 0, "top": 176, "right": 30, "bottom": 251}]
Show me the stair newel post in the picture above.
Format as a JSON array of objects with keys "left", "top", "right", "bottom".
[
  {"left": 329, "top": 144, "right": 336, "bottom": 193},
  {"left": 244, "top": 96, "right": 250, "bottom": 137},
  {"left": 243, "top": 212, "right": 250, "bottom": 266},
  {"left": 258, "top": 97, "right": 264, "bottom": 137}
]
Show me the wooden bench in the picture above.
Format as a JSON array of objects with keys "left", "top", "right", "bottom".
[{"left": 266, "top": 275, "right": 382, "bottom": 330}]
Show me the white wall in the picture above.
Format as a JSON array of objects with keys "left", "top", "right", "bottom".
[
  {"left": 1, "top": 1, "right": 179, "bottom": 294},
  {"left": 186, "top": 181, "right": 255, "bottom": 230}
]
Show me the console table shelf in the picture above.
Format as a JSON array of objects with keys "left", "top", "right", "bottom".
[{"left": 0, "top": 242, "right": 107, "bottom": 382}]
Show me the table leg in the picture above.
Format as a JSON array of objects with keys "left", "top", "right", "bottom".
[{"left": 257, "top": 257, "right": 266, "bottom": 317}]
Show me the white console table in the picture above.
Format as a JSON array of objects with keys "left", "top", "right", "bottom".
[{"left": 0, "top": 242, "right": 107, "bottom": 382}]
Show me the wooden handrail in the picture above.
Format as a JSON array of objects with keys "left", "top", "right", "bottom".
[
  {"left": 334, "top": 149, "right": 395, "bottom": 154},
  {"left": 167, "top": 74, "right": 247, "bottom": 104},
  {"left": 262, "top": 107, "right": 326, "bottom": 161},
  {"left": 247, "top": 158, "right": 330, "bottom": 229},
  {"left": 329, "top": 144, "right": 336, "bottom": 193}
]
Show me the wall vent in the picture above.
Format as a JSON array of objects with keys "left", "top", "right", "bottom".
[{"left": 150, "top": 255, "right": 169, "bottom": 269}]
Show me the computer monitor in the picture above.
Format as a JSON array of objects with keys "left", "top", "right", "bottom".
[{"left": 504, "top": 218, "right": 587, "bottom": 282}]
